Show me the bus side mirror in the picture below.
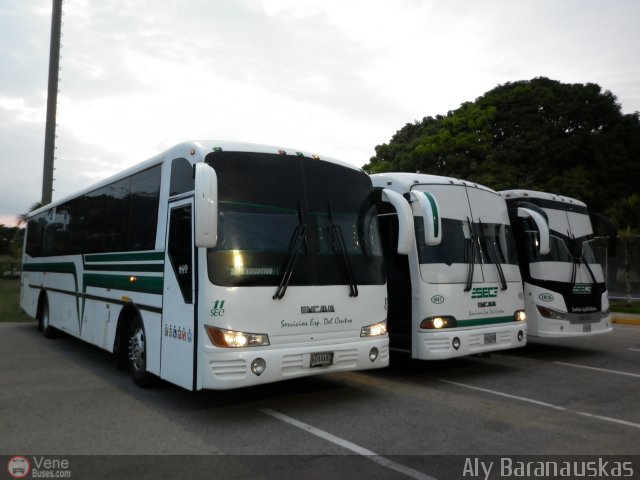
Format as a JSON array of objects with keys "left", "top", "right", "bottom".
[
  {"left": 381, "top": 188, "right": 414, "bottom": 255},
  {"left": 518, "top": 207, "right": 550, "bottom": 255},
  {"left": 194, "top": 163, "right": 218, "bottom": 248},
  {"left": 410, "top": 191, "right": 441, "bottom": 246}
]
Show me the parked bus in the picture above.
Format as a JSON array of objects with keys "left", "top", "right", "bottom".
[
  {"left": 21, "top": 141, "right": 413, "bottom": 390},
  {"left": 370, "top": 173, "right": 527, "bottom": 359},
  {"left": 501, "top": 189, "right": 612, "bottom": 337}
]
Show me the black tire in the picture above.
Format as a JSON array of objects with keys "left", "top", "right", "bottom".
[
  {"left": 127, "top": 315, "right": 155, "bottom": 388},
  {"left": 38, "top": 296, "right": 57, "bottom": 338}
]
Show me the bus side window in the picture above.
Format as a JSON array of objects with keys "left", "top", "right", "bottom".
[{"left": 170, "top": 158, "right": 194, "bottom": 197}]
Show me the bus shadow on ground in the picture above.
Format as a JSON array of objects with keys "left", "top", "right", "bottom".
[{"left": 26, "top": 322, "right": 372, "bottom": 413}]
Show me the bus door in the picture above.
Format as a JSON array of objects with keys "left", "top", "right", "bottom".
[{"left": 162, "top": 198, "right": 196, "bottom": 390}]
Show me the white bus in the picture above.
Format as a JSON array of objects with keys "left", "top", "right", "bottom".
[
  {"left": 21, "top": 141, "right": 413, "bottom": 390},
  {"left": 370, "top": 173, "right": 527, "bottom": 359},
  {"left": 501, "top": 189, "right": 612, "bottom": 337}
]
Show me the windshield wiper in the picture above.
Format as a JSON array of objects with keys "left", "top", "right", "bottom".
[
  {"left": 328, "top": 202, "right": 358, "bottom": 297},
  {"left": 464, "top": 217, "right": 476, "bottom": 292},
  {"left": 568, "top": 232, "right": 597, "bottom": 285},
  {"left": 273, "top": 203, "right": 307, "bottom": 300},
  {"left": 478, "top": 220, "right": 508, "bottom": 290}
]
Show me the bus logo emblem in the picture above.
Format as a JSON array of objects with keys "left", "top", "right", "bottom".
[
  {"left": 539, "top": 293, "right": 554, "bottom": 302},
  {"left": 210, "top": 300, "right": 225, "bottom": 316},
  {"left": 470, "top": 287, "right": 498, "bottom": 299},
  {"left": 572, "top": 284, "right": 592, "bottom": 294},
  {"left": 431, "top": 295, "right": 444, "bottom": 304}
]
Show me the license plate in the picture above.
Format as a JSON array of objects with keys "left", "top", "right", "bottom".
[
  {"left": 310, "top": 351, "right": 334, "bottom": 368},
  {"left": 484, "top": 333, "right": 497, "bottom": 345},
  {"left": 583, "top": 324, "right": 592, "bottom": 333}
]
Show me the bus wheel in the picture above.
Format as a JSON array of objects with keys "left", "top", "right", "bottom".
[
  {"left": 127, "top": 316, "right": 155, "bottom": 388},
  {"left": 38, "top": 297, "right": 57, "bottom": 338}
]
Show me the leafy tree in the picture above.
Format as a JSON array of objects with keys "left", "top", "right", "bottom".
[{"left": 364, "top": 77, "right": 640, "bottom": 218}]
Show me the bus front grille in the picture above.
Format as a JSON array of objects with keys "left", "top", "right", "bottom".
[{"left": 209, "top": 359, "right": 247, "bottom": 379}]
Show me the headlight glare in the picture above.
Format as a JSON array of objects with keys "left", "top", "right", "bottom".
[
  {"left": 205, "top": 326, "right": 270, "bottom": 348},
  {"left": 420, "top": 316, "right": 457, "bottom": 329},
  {"left": 360, "top": 320, "right": 387, "bottom": 337}
]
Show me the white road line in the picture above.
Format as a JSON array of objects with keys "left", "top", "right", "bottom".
[
  {"left": 439, "top": 380, "right": 640, "bottom": 430},
  {"left": 553, "top": 361, "right": 640, "bottom": 378},
  {"left": 628, "top": 347, "right": 640, "bottom": 352},
  {"left": 261, "top": 408, "right": 437, "bottom": 480}
]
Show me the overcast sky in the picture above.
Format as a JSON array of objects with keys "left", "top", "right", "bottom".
[{"left": 1, "top": 0, "right": 639, "bottom": 226}]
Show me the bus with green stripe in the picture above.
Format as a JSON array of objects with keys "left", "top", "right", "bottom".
[
  {"left": 21, "top": 141, "right": 413, "bottom": 390},
  {"left": 370, "top": 173, "right": 527, "bottom": 359}
]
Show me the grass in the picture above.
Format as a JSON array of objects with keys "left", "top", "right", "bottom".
[
  {"left": 0, "top": 278, "right": 33, "bottom": 322},
  {"left": 610, "top": 301, "right": 640, "bottom": 315}
]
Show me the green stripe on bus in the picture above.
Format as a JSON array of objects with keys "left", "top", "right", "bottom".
[
  {"left": 22, "top": 262, "right": 81, "bottom": 325},
  {"left": 457, "top": 316, "right": 516, "bottom": 327},
  {"left": 423, "top": 191, "right": 439, "bottom": 238},
  {"left": 23, "top": 262, "right": 77, "bottom": 274},
  {"left": 83, "top": 273, "right": 164, "bottom": 295},
  {"left": 84, "top": 263, "right": 164, "bottom": 272},
  {"left": 84, "top": 251, "right": 164, "bottom": 263}
]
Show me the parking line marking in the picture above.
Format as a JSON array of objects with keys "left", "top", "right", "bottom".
[
  {"left": 261, "top": 409, "right": 437, "bottom": 480},
  {"left": 553, "top": 361, "right": 640, "bottom": 378},
  {"left": 439, "top": 380, "right": 640, "bottom": 430}
]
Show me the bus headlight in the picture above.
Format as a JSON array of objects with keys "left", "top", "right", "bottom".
[
  {"left": 205, "top": 326, "right": 270, "bottom": 348},
  {"left": 360, "top": 320, "right": 387, "bottom": 337},
  {"left": 420, "top": 316, "right": 457, "bottom": 329},
  {"left": 536, "top": 305, "right": 567, "bottom": 320},
  {"left": 514, "top": 310, "right": 527, "bottom": 322}
]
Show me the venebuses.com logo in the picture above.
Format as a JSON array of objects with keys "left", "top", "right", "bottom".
[
  {"left": 6, "top": 456, "right": 71, "bottom": 478},
  {"left": 7, "top": 456, "right": 30, "bottom": 479}
]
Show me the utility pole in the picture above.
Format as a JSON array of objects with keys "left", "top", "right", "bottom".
[{"left": 42, "top": 0, "right": 63, "bottom": 205}]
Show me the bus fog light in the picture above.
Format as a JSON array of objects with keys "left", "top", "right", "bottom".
[
  {"left": 514, "top": 309, "right": 526, "bottom": 322},
  {"left": 369, "top": 347, "right": 379, "bottom": 362},
  {"left": 517, "top": 330, "right": 524, "bottom": 342},
  {"left": 452, "top": 337, "right": 461, "bottom": 350},
  {"left": 251, "top": 358, "right": 266, "bottom": 376}
]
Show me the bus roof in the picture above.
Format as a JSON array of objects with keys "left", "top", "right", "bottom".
[
  {"left": 499, "top": 189, "right": 587, "bottom": 208},
  {"left": 28, "top": 140, "right": 362, "bottom": 218},
  {"left": 370, "top": 172, "right": 498, "bottom": 196}
]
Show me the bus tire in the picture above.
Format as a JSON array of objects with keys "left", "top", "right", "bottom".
[
  {"left": 37, "top": 294, "right": 57, "bottom": 338},
  {"left": 127, "top": 315, "right": 155, "bottom": 388}
]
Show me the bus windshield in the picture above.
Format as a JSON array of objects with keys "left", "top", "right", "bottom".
[
  {"left": 522, "top": 210, "right": 604, "bottom": 284},
  {"left": 205, "top": 151, "right": 384, "bottom": 287}
]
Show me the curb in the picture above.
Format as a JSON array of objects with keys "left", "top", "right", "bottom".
[{"left": 611, "top": 314, "right": 640, "bottom": 326}]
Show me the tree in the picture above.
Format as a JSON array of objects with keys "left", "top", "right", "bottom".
[{"left": 364, "top": 77, "right": 640, "bottom": 216}]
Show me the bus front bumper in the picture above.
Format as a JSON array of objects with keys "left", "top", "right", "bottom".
[
  {"left": 414, "top": 323, "right": 526, "bottom": 360},
  {"left": 201, "top": 337, "right": 389, "bottom": 390}
]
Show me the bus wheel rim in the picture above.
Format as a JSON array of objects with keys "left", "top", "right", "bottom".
[{"left": 129, "top": 327, "right": 146, "bottom": 372}]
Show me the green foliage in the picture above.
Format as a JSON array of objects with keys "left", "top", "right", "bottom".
[
  {"left": 365, "top": 77, "right": 640, "bottom": 228},
  {"left": 0, "top": 278, "right": 32, "bottom": 322}
]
